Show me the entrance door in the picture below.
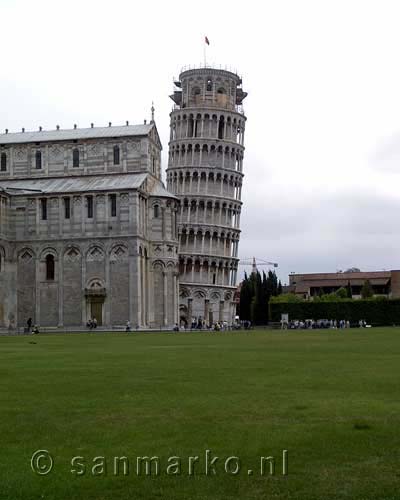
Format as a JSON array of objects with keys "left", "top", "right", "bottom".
[{"left": 91, "top": 301, "right": 103, "bottom": 326}]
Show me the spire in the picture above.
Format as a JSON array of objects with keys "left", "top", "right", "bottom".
[
  {"left": 251, "top": 257, "right": 258, "bottom": 275},
  {"left": 150, "top": 102, "right": 155, "bottom": 123}
]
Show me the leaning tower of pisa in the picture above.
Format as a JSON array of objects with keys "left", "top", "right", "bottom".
[{"left": 166, "top": 66, "right": 247, "bottom": 327}]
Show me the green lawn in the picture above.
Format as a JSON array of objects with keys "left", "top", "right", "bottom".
[{"left": 0, "top": 328, "right": 400, "bottom": 500}]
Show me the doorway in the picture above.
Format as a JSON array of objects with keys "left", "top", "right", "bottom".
[{"left": 90, "top": 299, "right": 103, "bottom": 326}]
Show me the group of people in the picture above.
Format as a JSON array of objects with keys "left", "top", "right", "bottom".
[
  {"left": 283, "top": 319, "right": 368, "bottom": 329},
  {"left": 177, "top": 319, "right": 239, "bottom": 331},
  {"left": 26, "top": 318, "right": 40, "bottom": 334},
  {"left": 86, "top": 318, "right": 98, "bottom": 330}
]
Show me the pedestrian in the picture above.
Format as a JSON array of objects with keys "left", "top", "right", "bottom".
[
  {"left": 93, "top": 318, "right": 97, "bottom": 329},
  {"left": 126, "top": 320, "right": 131, "bottom": 332}
]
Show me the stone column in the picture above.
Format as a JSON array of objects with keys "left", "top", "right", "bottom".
[
  {"left": 163, "top": 270, "right": 168, "bottom": 326},
  {"left": 81, "top": 254, "right": 87, "bottom": 325},
  {"left": 58, "top": 253, "right": 63, "bottom": 327},
  {"left": 204, "top": 299, "right": 210, "bottom": 327},
  {"left": 35, "top": 256, "right": 40, "bottom": 324},
  {"left": 173, "top": 272, "right": 179, "bottom": 325},
  {"left": 188, "top": 298, "right": 193, "bottom": 326},
  {"left": 136, "top": 253, "right": 142, "bottom": 327},
  {"left": 128, "top": 252, "right": 135, "bottom": 324},
  {"left": 104, "top": 252, "right": 111, "bottom": 327},
  {"left": 219, "top": 301, "right": 225, "bottom": 322}
]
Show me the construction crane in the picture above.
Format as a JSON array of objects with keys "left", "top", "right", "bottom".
[{"left": 239, "top": 257, "right": 278, "bottom": 274}]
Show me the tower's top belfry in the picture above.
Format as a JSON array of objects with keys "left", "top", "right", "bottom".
[{"left": 170, "top": 67, "right": 247, "bottom": 112}]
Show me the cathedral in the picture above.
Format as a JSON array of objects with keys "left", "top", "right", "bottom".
[{"left": 0, "top": 66, "right": 247, "bottom": 330}]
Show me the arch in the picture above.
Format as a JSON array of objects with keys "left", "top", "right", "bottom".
[
  {"left": 110, "top": 243, "right": 129, "bottom": 262},
  {"left": 86, "top": 245, "right": 105, "bottom": 261},
  {"left": 152, "top": 260, "right": 165, "bottom": 271},
  {"left": 193, "top": 289, "right": 206, "bottom": 299},
  {"left": 64, "top": 246, "right": 81, "bottom": 262},
  {"left": 40, "top": 246, "right": 58, "bottom": 260},
  {"left": 18, "top": 247, "right": 35, "bottom": 262}
]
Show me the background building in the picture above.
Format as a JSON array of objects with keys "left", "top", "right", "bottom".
[
  {"left": 286, "top": 270, "right": 400, "bottom": 299},
  {"left": 0, "top": 122, "right": 179, "bottom": 329},
  {"left": 167, "top": 67, "right": 247, "bottom": 326}
]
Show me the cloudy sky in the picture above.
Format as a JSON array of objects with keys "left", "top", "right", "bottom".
[{"left": 1, "top": 0, "right": 400, "bottom": 283}]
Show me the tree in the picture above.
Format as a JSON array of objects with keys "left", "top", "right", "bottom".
[
  {"left": 251, "top": 271, "right": 265, "bottom": 325},
  {"left": 239, "top": 273, "right": 252, "bottom": 321},
  {"left": 361, "top": 280, "right": 374, "bottom": 299},
  {"left": 335, "top": 287, "right": 348, "bottom": 299},
  {"left": 346, "top": 281, "right": 352, "bottom": 299}
]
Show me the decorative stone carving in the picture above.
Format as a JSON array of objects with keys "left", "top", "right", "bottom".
[
  {"left": 50, "top": 145, "right": 63, "bottom": 160},
  {"left": 110, "top": 245, "right": 128, "bottom": 262},
  {"left": 64, "top": 247, "right": 81, "bottom": 263},
  {"left": 89, "top": 144, "right": 102, "bottom": 156},
  {"left": 127, "top": 141, "right": 140, "bottom": 152},
  {"left": 87, "top": 247, "right": 104, "bottom": 262},
  {"left": 14, "top": 148, "right": 27, "bottom": 161},
  {"left": 120, "top": 193, "right": 129, "bottom": 206},
  {"left": 19, "top": 250, "right": 33, "bottom": 262}
]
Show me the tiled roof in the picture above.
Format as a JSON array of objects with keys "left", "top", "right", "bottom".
[
  {"left": 0, "top": 124, "right": 153, "bottom": 145},
  {"left": 0, "top": 173, "right": 148, "bottom": 194}
]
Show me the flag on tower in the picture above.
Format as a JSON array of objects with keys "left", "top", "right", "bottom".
[{"left": 205, "top": 36, "right": 210, "bottom": 46}]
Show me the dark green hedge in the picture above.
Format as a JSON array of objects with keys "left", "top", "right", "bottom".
[{"left": 269, "top": 299, "right": 400, "bottom": 326}]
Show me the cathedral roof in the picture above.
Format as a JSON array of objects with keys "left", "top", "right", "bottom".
[
  {"left": 150, "top": 182, "right": 178, "bottom": 199},
  {"left": 0, "top": 173, "right": 148, "bottom": 194},
  {"left": 0, "top": 124, "right": 153, "bottom": 145}
]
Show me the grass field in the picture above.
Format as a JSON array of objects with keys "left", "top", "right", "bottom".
[{"left": 1, "top": 328, "right": 400, "bottom": 500}]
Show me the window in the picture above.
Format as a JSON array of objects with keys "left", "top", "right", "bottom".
[
  {"left": 207, "top": 78, "right": 212, "bottom": 91},
  {"left": 41, "top": 199, "right": 47, "bottom": 220},
  {"left": 0, "top": 152, "right": 6, "bottom": 171},
  {"left": 73, "top": 148, "right": 80, "bottom": 168},
  {"left": 152, "top": 157, "right": 156, "bottom": 174},
  {"left": 86, "top": 196, "right": 93, "bottom": 218},
  {"left": 113, "top": 145, "right": 120, "bottom": 165},
  {"left": 154, "top": 205, "right": 159, "bottom": 218},
  {"left": 46, "top": 255, "right": 55, "bottom": 281},
  {"left": 109, "top": 194, "right": 117, "bottom": 217},
  {"left": 35, "top": 150, "right": 42, "bottom": 169},
  {"left": 64, "top": 198, "right": 71, "bottom": 219}
]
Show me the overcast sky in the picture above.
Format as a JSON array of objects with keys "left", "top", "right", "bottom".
[{"left": 1, "top": 0, "right": 400, "bottom": 284}]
